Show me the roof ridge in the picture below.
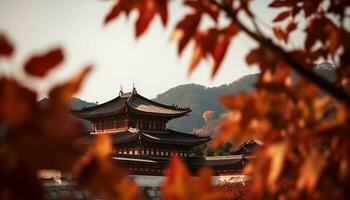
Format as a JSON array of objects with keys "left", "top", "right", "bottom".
[
  {"left": 135, "top": 94, "right": 191, "bottom": 111},
  {"left": 167, "top": 129, "right": 211, "bottom": 139},
  {"left": 73, "top": 96, "right": 124, "bottom": 112}
]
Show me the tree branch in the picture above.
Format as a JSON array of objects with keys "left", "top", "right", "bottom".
[{"left": 211, "top": 0, "right": 350, "bottom": 107}]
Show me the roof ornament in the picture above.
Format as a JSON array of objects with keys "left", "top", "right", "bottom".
[
  {"left": 119, "top": 84, "right": 123, "bottom": 96},
  {"left": 132, "top": 83, "right": 137, "bottom": 94}
]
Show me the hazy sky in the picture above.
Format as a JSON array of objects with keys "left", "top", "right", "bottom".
[{"left": 0, "top": 0, "right": 277, "bottom": 103}]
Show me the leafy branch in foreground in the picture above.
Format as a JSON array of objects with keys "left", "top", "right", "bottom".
[
  {"left": 0, "top": 34, "right": 141, "bottom": 200},
  {"left": 104, "top": 0, "right": 350, "bottom": 199}
]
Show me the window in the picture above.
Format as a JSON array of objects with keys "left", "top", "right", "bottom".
[
  {"left": 105, "top": 119, "right": 115, "bottom": 129},
  {"left": 95, "top": 121, "right": 103, "bottom": 131},
  {"left": 117, "top": 120, "right": 125, "bottom": 129}
]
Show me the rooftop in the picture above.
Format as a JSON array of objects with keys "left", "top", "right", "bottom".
[
  {"left": 72, "top": 88, "right": 191, "bottom": 119},
  {"left": 83, "top": 128, "right": 211, "bottom": 146}
]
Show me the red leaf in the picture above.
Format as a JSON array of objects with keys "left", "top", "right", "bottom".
[
  {"left": 273, "top": 26, "right": 288, "bottom": 42},
  {"left": 135, "top": 0, "right": 156, "bottom": 37},
  {"left": 211, "top": 36, "right": 231, "bottom": 78},
  {"left": 172, "top": 13, "right": 202, "bottom": 54},
  {"left": 104, "top": 3, "right": 122, "bottom": 25},
  {"left": 185, "top": 0, "right": 219, "bottom": 22},
  {"left": 245, "top": 48, "right": 260, "bottom": 65},
  {"left": 156, "top": 0, "right": 168, "bottom": 26},
  {"left": 269, "top": 0, "right": 290, "bottom": 8},
  {"left": 24, "top": 48, "right": 64, "bottom": 77},
  {"left": 286, "top": 21, "right": 297, "bottom": 34},
  {"left": 0, "top": 33, "right": 14, "bottom": 58},
  {"left": 273, "top": 11, "right": 290, "bottom": 22}
]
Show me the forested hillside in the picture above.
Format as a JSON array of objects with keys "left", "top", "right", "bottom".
[{"left": 155, "top": 65, "right": 335, "bottom": 133}]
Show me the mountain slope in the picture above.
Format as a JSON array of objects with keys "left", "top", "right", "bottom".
[
  {"left": 38, "top": 97, "right": 97, "bottom": 110},
  {"left": 154, "top": 64, "right": 335, "bottom": 133},
  {"left": 154, "top": 74, "right": 257, "bottom": 133}
]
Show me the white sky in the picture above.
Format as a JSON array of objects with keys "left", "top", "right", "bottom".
[{"left": 0, "top": 0, "right": 278, "bottom": 103}]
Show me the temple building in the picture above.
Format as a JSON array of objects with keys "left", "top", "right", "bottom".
[{"left": 73, "top": 88, "right": 247, "bottom": 176}]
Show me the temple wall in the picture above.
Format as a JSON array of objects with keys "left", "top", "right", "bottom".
[{"left": 43, "top": 175, "right": 248, "bottom": 200}]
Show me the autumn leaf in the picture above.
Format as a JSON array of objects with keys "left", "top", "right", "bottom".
[
  {"left": 0, "top": 78, "right": 37, "bottom": 127},
  {"left": 188, "top": 44, "right": 203, "bottom": 75},
  {"left": 269, "top": 0, "right": 291, "bottom": 8},
  {"left": 265, "top": 141, "right": 289, "bottom": 192},
  {"left": 136, "top": 0, "right": 157, "bottom": 37},
  {"left": 104, "top": 2, "right": 122, "bottom": 25},
  {"left": 0, "top": 33, "right": 14, "bottom": 58},
  {"left": 297, "top": 149, "right": 328, "bottom": 192},
  {"left": 24, "top": 48, "right": 64, "bottom": 77},
  {"left": 49, "top": 65, "right": 92, "bottom": 109},
  {"left": 273, "top": 11, "right": 290, "bottom": 22},
  {"left": 162, "top": 156, "right": 225, "bottom": 200},
  {"left": 73, "top": 134, "right": 142, "bottom": 200},
  {"left": 172, "top": 13, "right": 202, "bottom": 54},
  {"left": 185, "top": 0, "right": 219, "bottom": 22}
]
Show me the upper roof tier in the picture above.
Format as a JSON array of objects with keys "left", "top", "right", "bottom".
[{"left": 72, "top": 88, "right": 191, "bottom": 119}]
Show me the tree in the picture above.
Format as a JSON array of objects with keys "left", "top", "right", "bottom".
[
  {"left": 0, "top": 37, "right": 141, "bottom": 200},
  {"left": 1, "top": 0, "right": 350, "bottom": 200},
  {"left": 103, "top": 0, "right": 350, "bottom": 199}
]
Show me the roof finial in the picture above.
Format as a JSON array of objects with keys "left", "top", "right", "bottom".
[
  {"left": 119, "top": 84, "right": 123, "bottom": 96},
  {"left": 132, "top": 83, "right": 137, "bottom": 94}
]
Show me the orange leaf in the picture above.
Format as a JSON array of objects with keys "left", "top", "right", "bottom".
[
  {"left": 188, "top": 45, "right": 203, "bottom": 75},
  {"left": 266, "top": 142, "right": 288, "bottom": 192},
  {"left": 24, "top": 48, "right": 64, "bottom": 77},
  {"left": 173, "top": 13, "right": 202, "bottom": 54},
  {"left": 162, "top": 156, "right": 225, "bottom": 200},
  {"left": 49, "top": 66, "right": 92, "bottom": 109},
  {"left": 273, "top": 11, "right": 290, "bottom": 22},
  {"left": 0, "top": 33, "right": 15, "bottom": 58},
  {"left": 297, "top": 149, "right": 327, "bottom": 192},
  {"left": 73, "top": 134, "right": 142, "bottom": 200},
  {"left": 0, "top": 78, "right": 37, "bottom": 126}
]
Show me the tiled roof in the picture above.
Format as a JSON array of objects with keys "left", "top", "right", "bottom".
[
  {"left": 141, "top": 129, "right": 211, "bottom": 145},
  {"left": 72, "top": 90, "right": 190, "bottom": 119},
  {"left": 82, "top": 129, "right": 210, "bottom": 146},
  {"left": 230, "top": 139, "right": 262, "bottom": 155},
  {"left": 112, "top": 154, "right": 245, "bottom": 167}
]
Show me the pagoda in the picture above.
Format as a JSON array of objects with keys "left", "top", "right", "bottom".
[{"left": 74, "top": 88, "right": 210, "bottom": 173}]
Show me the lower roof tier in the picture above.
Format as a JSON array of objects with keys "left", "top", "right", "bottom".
[
  {"left": 83, "top": 128, "right": 211, "bottom": 146},
  {"left": 112, "top": 154, "right": 250, "bottom": 176}
]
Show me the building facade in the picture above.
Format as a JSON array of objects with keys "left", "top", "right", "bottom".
[{"left": 73, "top": 88, "right": 247, "bottom": 176}]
